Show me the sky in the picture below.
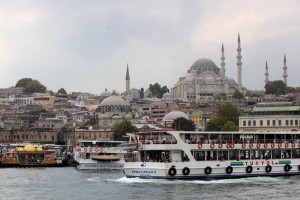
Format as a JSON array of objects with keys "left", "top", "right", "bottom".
[{"left": 0, "top": 0, "right": 300, "bottom": 95}]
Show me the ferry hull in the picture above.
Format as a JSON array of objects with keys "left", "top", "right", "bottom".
[
  {"left": 123, "top": 161, "right": 300, "bottom": 179},
  {"left": 75, "top": 159, "right": 124, "bottom": 170}
]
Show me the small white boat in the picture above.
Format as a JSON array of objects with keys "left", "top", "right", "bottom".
[
  {"left": 74, "top": 140, "right": 135, "bottom": 170},
  {"left": 123, "top": 131, "right": 300, "bottom": 179}
]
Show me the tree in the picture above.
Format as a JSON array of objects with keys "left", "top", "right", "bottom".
[
  {"left": 112, "top": 119, "right": 138, "bottom": 141},
  {"left": 149, "top": 83, "right": 169, "bottom": 98},
  {"left": 16, "top": 78, "right": 47, "bottom": 95},
  {"left": 265, "top": 80, "right": 287, "bottom": 95},
  {"left": 172, "top": 117, "right": 195, "bottom": 131},
  {"left": 57, "top": 88, "right": 67, "bottom": 95},
  {"left": 222, "top": 121, "right": 239, "bottom": 131},
  {"left": 232, "top": 89, "right": 244, "bottom": 99},
  {"left": 205, "top": 102, "right": 241, "bottom": 131}
]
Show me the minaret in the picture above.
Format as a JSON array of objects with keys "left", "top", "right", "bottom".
[
  {"left": 125, "top": 64, "right": 131, "bottom": 103},
  {"left": 220, "top": 43, "right": 226, "bottom": 76},
  {"left": 237, "top": 33, "right": 242, "bottom": 91},
  {"left": 265, "top": 61, "right": 269, "bottom": 84},
  {"left": 283, "top": 54, "right": 288, "bottom": 85}
]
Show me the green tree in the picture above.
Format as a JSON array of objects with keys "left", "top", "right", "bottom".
[
  {"left": 172, "top": 117, "right": 195, "bottom": 131},
  {"left": 265, "top": 80, "right": 287, "bottom": 95},
  {"left": 57, "top": 88, "right": 67, "bottom": 94},
  {"left": 149, "top": 83, "right": 169, "bottom": 98},
  {"left": 205, "top": 102, "right": 240, "bottom": 131},
  {"left": 222, "top": 121, "right": 239, "bottom": 131},
  {"left": 112, "top": 119, "right": 138, "bottom": 141},
  {"left": 232, "top": 89, "right": 244, "bottom": 99},
  {"left": 16, "top": 78, "right": 47, "bottom": 95},
  {"left": 286, "top": 86, "right": 296, "bottom": 94}
]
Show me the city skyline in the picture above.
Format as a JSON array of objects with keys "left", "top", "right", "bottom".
[{"left": 0, "top": 0, "right": 300, "bottom": 94}]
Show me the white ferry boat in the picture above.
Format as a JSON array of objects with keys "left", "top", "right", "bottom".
[
  {"left": 123, "top": 131, "right": 300, "bottom": 179},
  {"left": 74, "top": 140, "right": 136, "bottom": 170}
]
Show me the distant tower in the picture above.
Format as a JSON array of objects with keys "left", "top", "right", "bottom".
[
  {"left": 125, "top": 64, "right": 131, "bottom": 103},
  {"left": 265, "top": 61, "right": 269, "bottom": 84},
  {"left": 220, "top": 43, "right": 226, "bottom": 76},
  {"left": 283, "top": 54, "right": 288, "bottom": 85},
  {"left": 237, "top": 33, "right": 242, "bottom": 91}
]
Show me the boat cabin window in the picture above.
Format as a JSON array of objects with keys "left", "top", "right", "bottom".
[
  {"left": 240, "top": 150, "right": 250, "bottom": 160},
  {"left": 218, "top": 150, "right": 228, "bottom": 161},
  {"left": 272, "top": 150, "right": 281, "bottom": 159},
  {"left": 193, "top": 151, "right": 205, "bottom": 161},
  {"left": 291, "top": 150, "right": 300, "bottom": 158}
]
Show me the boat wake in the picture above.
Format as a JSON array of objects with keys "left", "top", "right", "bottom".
[{"left": 114, "top": 176, "right": 281, "bottom": 185}]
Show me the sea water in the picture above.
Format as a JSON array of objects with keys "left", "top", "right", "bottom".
[{"left": 1, "top": 167, "right": 300, "bottom": 200}]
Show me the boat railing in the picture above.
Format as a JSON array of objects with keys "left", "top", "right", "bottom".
[{"left": 140, "top": 140, "right": 177, "bottom": 145}]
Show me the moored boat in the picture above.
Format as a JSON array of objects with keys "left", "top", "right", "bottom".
[
  {"left": 1, "top": 144, "right": 63, "bottom": 167},
  {"left": 123, "top": 131, "right": 300, "bottom": 179},
  {"left": 74, "top": 140, "right": 136, "bottom": 170}
]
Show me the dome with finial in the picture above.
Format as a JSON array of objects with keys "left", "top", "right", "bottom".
[
  {"left": 190, "top": 58, "right": 220, "bottom": 75},
  {"left": 100, "top": 88, "right": 111, "bottom": 98}
]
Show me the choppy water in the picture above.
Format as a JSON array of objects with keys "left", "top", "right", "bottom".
[{"left": 1, "top": 167, "right": 300, "bottom": 200}]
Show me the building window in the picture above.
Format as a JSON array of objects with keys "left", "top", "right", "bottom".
[
  {"left": 290, "top": 120, "right": 293, "bottom": 126},
  {"left": 273, "top": 120, "right": 276, "bottom": 126},
  {"left": 248, "top": 120, "right": 251, "bottom": 126},
  {"left": 260, "top": 120, "right": 263, "bottom": 126},
  {"left": 253, "top": 121, "right": 256, "bottom": 126},
  {"left": 279, "top": 120, "right": 281, "bottom": 126},
  {"left": 296, "top": 120, "right": 299, "bottom": 126},
  {"left": 267, "top": 120, "right": 270, "bottom": 126},
  {"left": 286, "top": 120, "right": 289, "bottom": 126}
]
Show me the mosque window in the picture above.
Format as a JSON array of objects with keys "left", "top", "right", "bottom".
[
  {"left": 273, "top": 120, "right": 276, "bottom": 126},
  {"left": 286, "top": 120, "right": 289, "bottom": 126},
  {"left": 260, "top": 120, "right": 263, "bottom": 126},
  {"left": 267, "top": 120, "right": 270, "bottom": 126},
  {"left": 279, "top": 120, "right": 281, "bottom": 126},
  {"left": 253, "top": 121, "right": 256, "bottom": 126},
  {"left": 243, "top": 121, "right": 246, "bottom": 126},
  {"left": 290, "top": 120, "right": 293, "bottom": 126},
  {"left": 296, "top": 120, "right": 298, "bottom": 126}
]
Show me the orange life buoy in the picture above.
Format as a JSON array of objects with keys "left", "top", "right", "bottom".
[
  {"left": 210, "top": 143, "right": 215, "bottom": 149},
  {"left": 242, "top": 143, "right": 246, "bottom": 148},
  {"left": 256, "top": 142, "right": 261, "bottom": 148},
  {"left": 89, "top": 147, "right": 93, "bottom": 152},
  {"left": 218, "top": 143, "right": 223, "bottom": 149},
  {"left": 99, "top": 147, "right": 104, "bottom": 152},
  {"left": 278, "top": 143, "right": 282, "bottom": 148},
  {"left": 249, "top": 143, "right": 254, "bottom": 148},
  {"left": 198, "top": 142, "right": 203, "bottom": 149},
  {"left": 285, "top": 142, "right": 289, "bottom": 148},
  {"left": 84, "top": 147, "right": 88, "bottom": 152},
  {"left": 264, "top": 143, "right": 268, "bottom": 148},
  {"left": 271, "top": 142, "right": 275, "bottom": 148},
  {"left": 95, "top": 147, "right": 99, "bottom": 152},
  {"left": 230, "top": 143, "right": 235, "bottom": 148}
]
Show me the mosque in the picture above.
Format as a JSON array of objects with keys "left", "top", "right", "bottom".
[
  {"left": 171, "top": 34, "right": 243, "bottom": 100},
  {"left": 171, "top": 34, "right": 289, "bottom": 100}
]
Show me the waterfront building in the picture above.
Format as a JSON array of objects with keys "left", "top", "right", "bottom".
[{"left": 239, "top": 102, "right": 300, "bottom": 132}]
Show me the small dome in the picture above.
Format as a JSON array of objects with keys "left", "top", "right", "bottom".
[
  {"left": 100, "top": 95, "right": 129, "bottom": 107},
  {"left": 130, "top": 88, "right": 139, "bottom": 91},
  {"left": 112, "top": 115, "right": 122, "bottom": 119},
  {"left": 100, "top": 89, "right": 111, "bottom": 97},
  {"left": 162, "top": 92, "right": 172, "bottom": 100},
  {"left": 24, "top": 144, "right": 36, "bottom": 151},
  {"left": 162, "top": 111, "right": 189, "bottom": 121},
  {"left": 184, "top": 74, "right": 195, "bottom": 84},
  {"left": 125, "top": 113, "right": 132, "bottom": 119}
]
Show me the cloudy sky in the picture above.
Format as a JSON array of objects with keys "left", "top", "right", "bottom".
[{"left": 0, "top": 0, "right": 299, "bottom": 94}]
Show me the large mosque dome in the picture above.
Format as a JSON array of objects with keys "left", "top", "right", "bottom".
[
  {"left": 190, "top": 58, "right": 220, "bottom": 75},
  {"left": 100, "top": 95, "right": 129, "bottom": 107}
]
